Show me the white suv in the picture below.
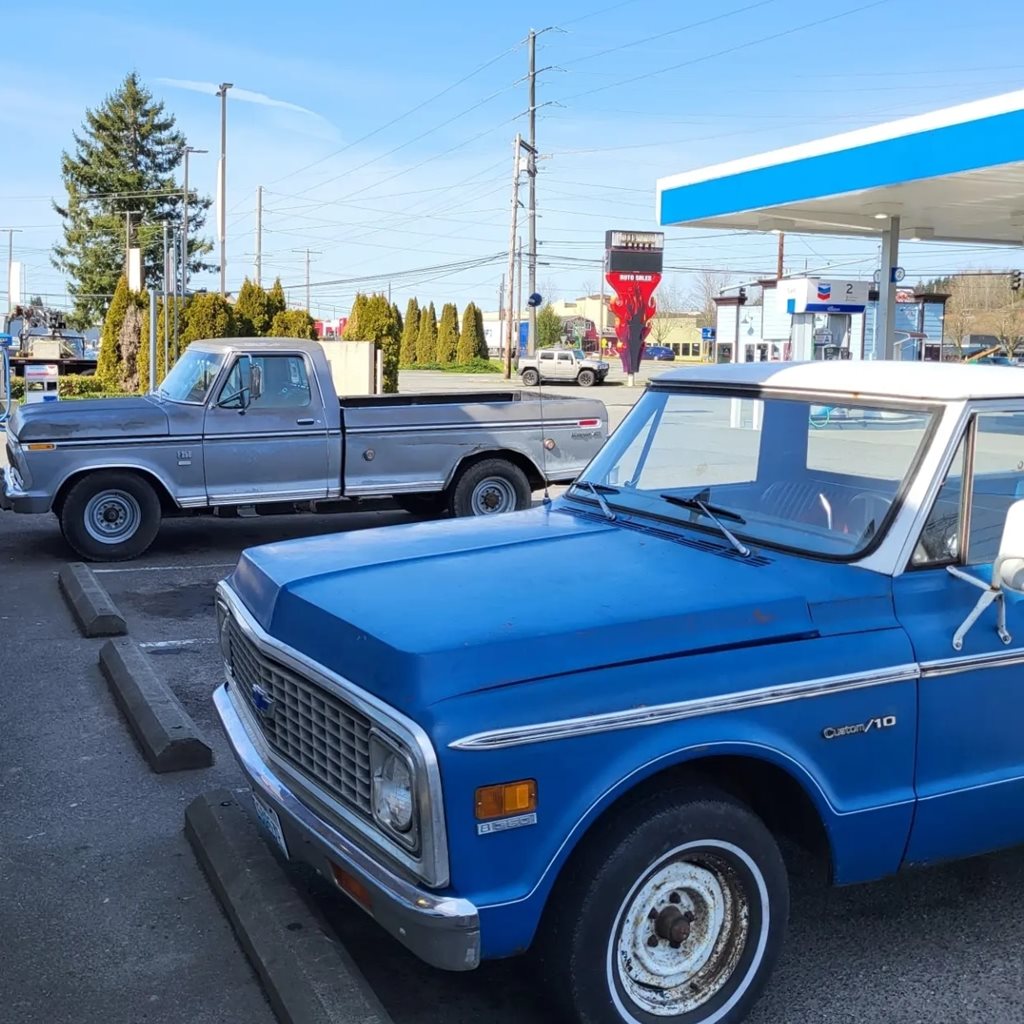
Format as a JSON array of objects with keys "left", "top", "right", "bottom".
[{"left": 520, "top": 348, "right": 609, "bottom": 387}]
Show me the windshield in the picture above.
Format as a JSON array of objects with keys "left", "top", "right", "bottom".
[
  {"left": 156, "top": 349, "right": 225, "bottom": 403},
  {"left": 572, "top": 388, "right": 935, "bottom": 559},
  {"left": 573, "top": 349, "right": 587, "bottom": 361}
]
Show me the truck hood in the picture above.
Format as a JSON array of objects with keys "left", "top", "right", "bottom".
[
  {"left": 10, "top": 395, "right": 170, "bottom": 442},
  {"left": 226, "top": 506, "right": 892, "bottom": 715}
]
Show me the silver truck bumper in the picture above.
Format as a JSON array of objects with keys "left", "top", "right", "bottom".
[
  {"left": 0, "top": 465, "right": 48, "bottom": 513},
  {"left": 213, "top": 682, "right": 481, "bottom": 972}
]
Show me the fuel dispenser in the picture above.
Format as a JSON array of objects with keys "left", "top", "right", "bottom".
[
  {"left": 23, "top": 363, "right": 59, "bottom": 404},
  {"left": 774, "top": 277, "right": 870, "bottom": 360}
]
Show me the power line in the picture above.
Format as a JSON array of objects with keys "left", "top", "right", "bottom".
[
  {"left": 268, "top": 43, "right": 522, "bottom": 187},
  {"left": 554, "top": 0, "right": 898, "bottom": 103}
]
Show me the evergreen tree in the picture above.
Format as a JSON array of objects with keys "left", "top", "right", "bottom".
[
  {"left": 391, "top": 302, "right": 403, "bottom": 339},
  {"left": 343, "top": 293, "right": 369, "bottom": 339},
  {"left": 400, "top": 298, "right": 420, "bottom": 365},
  {"left": 457, "top": 303, "right": 480, "bottom": 363},
  {"left": 268, "top": 309, "right": 317, "bottom": 340},
  {"left": 234, "top": 278, "right": 273, "bottom": 336},
  {"left": 267, "top": 278, "right": 287, "bottom": 319},
  {"left": 118, "top": 300, "right": 146, "bottom": 394},
  {"left": 473, "top": 305, "right": 489, "bottom": 358},
  {"left": 416, "top": 302, "right": 438, "bottom": 364},
  {"left": 353, "top": 294, "right": 400, "bottom": 393},
  {"left": 537, "top": 303, "right": 563, "bottom": 347},
  {"left": 436, "top": 302, "right": 459, "bottom": 364},
  {"left": 181, "top": 294, "right": 235, "bottom": 348},
  {"left": 97, "top": 275, "right": 131, "bottom": 383},
  {"left": 53, "top": 73, "right": 212, "bottom": 327}
]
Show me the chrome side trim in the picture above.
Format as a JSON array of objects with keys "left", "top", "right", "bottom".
[
  {"left": 346, "top": 417, "right": 599, "bottom": 436},
  {"left": 345, "top": 480, "right": 445, "bottom": 496},
  {"left": 209, "top": 488, "right": 330, "bottom": 504},
  {"left": 449, "top": 663, "right": 920, "bottom": 751},
  {"left": 56, "top": 434, "right": 204, "bottom": 448},
  {"left": 920, "top": 647, "right": 1024, "bottom": 678},
  {"left": 218, "top": 582, "right": 451, "bottom": 888}
]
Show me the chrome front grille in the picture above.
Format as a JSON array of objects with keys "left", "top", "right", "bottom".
[{"left": 226, "top": 616, "right": 373, "bottom": 816}]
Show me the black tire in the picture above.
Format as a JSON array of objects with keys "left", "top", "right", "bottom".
[
  {"left": 522, "top": 368, "right": 540, "bottom": 387},
  {"left": 577, "top": 368, "right": 597, "bottom": 387},
  {"left": 538, "top": 787, "right": 788, "bottom": 1024},
  {"left": 448, "top": 459, "right": 532, "bottom": 518},
  {"left": 59, "top": 470, "right": 162, "bottom": 562},
  {"left": 394, "top": 493, "right": 447, "bottom": 517}
]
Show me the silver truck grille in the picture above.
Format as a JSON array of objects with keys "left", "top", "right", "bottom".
[{"left": 226, "top": 616, "right": 373, "bottom": 816}]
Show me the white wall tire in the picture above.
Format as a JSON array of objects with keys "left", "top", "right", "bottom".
[{"left": 538, "top": 788, "right": 788, "bottom": 1024}]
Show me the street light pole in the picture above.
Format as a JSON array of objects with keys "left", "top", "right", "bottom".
[
  {"left": 182, "top": 145, "right": 207, "bottom": 296},
  {"left": 216, "top": 83, "right": 233, "bottom": 297}
]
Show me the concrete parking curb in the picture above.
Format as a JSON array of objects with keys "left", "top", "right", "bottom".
[
  {"left": 99, "top": 638, "right": 213, "bottom": 772},
  {"left": 58, "top": 562, "right": 127, "bottom": 637},
  {"left": 185, "top": 790, "right": 391, "bottom": 1024}
]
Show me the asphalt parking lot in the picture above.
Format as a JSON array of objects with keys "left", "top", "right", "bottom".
[{"left": 4, "top": 370, "right": 1024, "bottom": 1024}]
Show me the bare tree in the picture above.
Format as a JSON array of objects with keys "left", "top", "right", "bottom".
[
  {"left": 946, "top": 272, "right": 1024, "bottom": 357},
  {"left": 687, "top": 271, "right": 733, "bottom": 328},
  {"left": 650, "top": 282, "right": 686, "bottom": 343}
]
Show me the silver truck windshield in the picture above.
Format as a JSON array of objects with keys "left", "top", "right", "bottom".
[
  {"left": 156, "top": 349, "right": 225, "bottom": 404},
  {"left": 571, "top": 388, "right": 936, "bottom": 559}
]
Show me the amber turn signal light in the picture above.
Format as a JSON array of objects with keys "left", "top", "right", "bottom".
[{"left": 475, "top": 780, "right": 537, "bottom": 820}]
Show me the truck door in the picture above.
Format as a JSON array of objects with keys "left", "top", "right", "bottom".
[
  {"left": 894, "top": 406, "right": 1024, "bottom": 864},
  {"left": 555, "top": 350, "right": 576, "bottom": 378},
  {"left": 203, "top": 352, "right": 330, "bottom": 503}
]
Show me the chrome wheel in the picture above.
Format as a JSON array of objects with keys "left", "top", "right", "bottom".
[
  {"left": 470, "top": 476, "right": 517, "bottom": 515},
  {"left": 83, "top": 489, "right": 142, "bottom": 544},
  {"left": 609, "top": 841, "right": 764, "bottom": 1019}
]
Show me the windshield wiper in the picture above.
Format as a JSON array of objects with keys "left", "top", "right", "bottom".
[
  {"left": 659, "top": 494, "right": 750, "bottom": 557},
  {"left": 572, "top": 480, "right": 617, "bottom": 521}
]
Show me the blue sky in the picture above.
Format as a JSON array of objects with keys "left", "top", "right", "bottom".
[{"left": 3, "top": 0, "right": 1023, "bottom": 318}]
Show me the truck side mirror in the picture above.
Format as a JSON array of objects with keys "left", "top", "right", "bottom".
[
  {"left": 250, "top": 360, "right": 263, "bottom": 403},
  {"left": 994, "top": 499, "right": 1024, "bottom": 593}
]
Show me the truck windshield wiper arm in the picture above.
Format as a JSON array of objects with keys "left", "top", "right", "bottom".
[
  {"left": 659, "top": 494, "right": 750, "bottom": 557},
  {"left": 572, "top": 480, "right": 617, "bottom": 521}
]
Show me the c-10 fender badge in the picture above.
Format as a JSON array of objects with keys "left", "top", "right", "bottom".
[
  {"left": 822, "top": 715, "right": 896, "bottom": 740},
  {"left": 477, "top": 812, "right": 537, "bottom": 836}
]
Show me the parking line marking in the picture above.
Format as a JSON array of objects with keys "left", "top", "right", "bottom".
[
  {"left": 94, "top": 563, "right": 235, "bottom": 574},
  {"left": 138, "top": 639, "right": 218, "bottom": 650}
]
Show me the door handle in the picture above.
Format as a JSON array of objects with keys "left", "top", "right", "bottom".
[{"left": 296, "top": 418, "right": 316, "bottom": 426}]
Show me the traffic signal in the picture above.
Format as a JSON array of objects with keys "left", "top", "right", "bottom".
[{"left": 1012, "top": 270, "right": 1022, "bottom": 292}]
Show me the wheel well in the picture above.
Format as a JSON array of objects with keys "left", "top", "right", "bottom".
[
  {"left": 53, "top": 467, "right": 177, "bottom": 516},
  {"left": 451, "top": 449, "right": 544, "bottom": 492},
  {"left": 559, "top": 754, "right": 833, "bottom": 888}
]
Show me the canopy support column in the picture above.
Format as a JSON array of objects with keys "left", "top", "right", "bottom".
[{"left": 877, "top": 216, "right": 900, "bottom": 360}]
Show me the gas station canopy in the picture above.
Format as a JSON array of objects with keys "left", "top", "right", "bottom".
[{"left": 656, "top": 90, "right": 1024, "bottom": 246}]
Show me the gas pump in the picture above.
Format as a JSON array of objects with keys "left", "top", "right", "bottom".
[
  {"left": 0, "top": 333, "right": 12, "bottom": 426},
  {"left": 774, "top": 277, "right": 870, "bottom": 360}
]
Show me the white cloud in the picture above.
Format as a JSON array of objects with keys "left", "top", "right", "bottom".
[{"left": 155, "top": 78, "right": 324, "bottom": 120}]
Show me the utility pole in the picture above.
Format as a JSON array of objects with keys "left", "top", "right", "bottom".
[
  {"left": 182, "top": 145, "right": 207, "bottom": 295},
  {"left": 527, "top": 29, "right": 538, "bottom": 358},
  {"left": 776, "top": 232, "right": 785, "bottom": 280},
  {"left": 171, "top": 226, "right": 179, "bottom": 362},
  {"left": 294, "top": 249, "right": 321, "bottom": 312},
  {"left": 1, "top": 228, "right": 23, "bottom": 309},
  {"left": 516, "top": 234, "right": 523, "bottom": 353},
  {"left": 255, "top": 185, "right": 263, "bottom": 286},
  {"left": 504, "top": 135, "right": 525, "bottom": 380},
  {"left": 216, "top": 83, "right": 233, "bottom": 297},
  {"left": 123, "top": 210, "right": 142, "bottom": 282},
  {"left": 162, "top": 221, "right": 170, "bottom": 374}
]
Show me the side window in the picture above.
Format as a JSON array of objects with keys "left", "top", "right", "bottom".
[
  {"left": 217, "top": 355, "right": 312, "bottom": 410},
  {"left": 540, "top": 351, "right": 554, "bottom": 362},
  {"left": 557, "top": 352, "right": 573, "bottom": 363},
  {"left": 913, "top": 411, "right": 1024, "bottom": 567}
]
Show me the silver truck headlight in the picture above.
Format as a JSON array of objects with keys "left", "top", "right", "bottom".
[{"left": 370, "top": 734, "right": 417, "bottom": 841}]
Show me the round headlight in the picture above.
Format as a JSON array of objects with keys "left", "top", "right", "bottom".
[{"left": 372, "top": 750, "right": 414, "bottom": 833}]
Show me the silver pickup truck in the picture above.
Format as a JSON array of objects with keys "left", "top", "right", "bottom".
[{"left": 1, "top": 337, "right": 607, "bottom": 560}]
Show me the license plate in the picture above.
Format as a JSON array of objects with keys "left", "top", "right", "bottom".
[{"left": 252, "top": 792, "right": 289, "bottom": 860}]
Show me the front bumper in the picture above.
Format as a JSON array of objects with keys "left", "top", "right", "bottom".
[
  {"left": 0, "top": 465, "right": 49, "bottom": 513},
  {"left": 213, "top": 682, "right": 481, "bottom": 971}
]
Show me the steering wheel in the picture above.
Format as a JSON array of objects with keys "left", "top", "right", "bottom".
[{"left": 845, "top": 492, "right": 893, "bottom": 542}]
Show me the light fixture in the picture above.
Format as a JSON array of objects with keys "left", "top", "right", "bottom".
[
  {"left": 873, "top": 213, "right": 889, "bottom": 221},
  {"left": 908, "top": 227, "right": 934, "bottom": 242}
]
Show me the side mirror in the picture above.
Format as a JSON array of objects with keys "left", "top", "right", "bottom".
[
  {"left": 250, "top": 360, "right": 263, "bottom": 403},
  {"left": 994, "top": 499, "right": 1024, "bottom": 593}
]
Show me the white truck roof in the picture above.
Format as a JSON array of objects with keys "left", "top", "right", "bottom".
[{"left": 654, "top": 360, "right": 1024, "bottom": 401}]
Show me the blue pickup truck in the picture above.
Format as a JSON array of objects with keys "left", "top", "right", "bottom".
[{"left": 214, "top": 359, "right": 1024, "bottom": 1024}]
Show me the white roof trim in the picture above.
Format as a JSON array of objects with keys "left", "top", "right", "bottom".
[{"left": 656, "top": 89, "right": 1024, "bottom": 195}]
